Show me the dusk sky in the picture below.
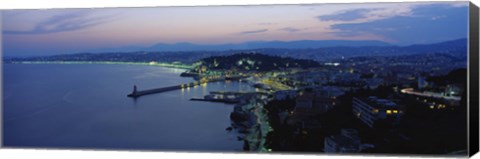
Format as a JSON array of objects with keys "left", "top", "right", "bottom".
[{"left": 1, "top": 1, "right": 468, "bottom": 56}]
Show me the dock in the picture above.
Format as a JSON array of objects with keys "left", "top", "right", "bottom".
[
  {"left": 190, "top": 98, "right": 240, "bottom": 104},
  {"left": 189, "top": 91, "right": 269, "bottom": 104}
]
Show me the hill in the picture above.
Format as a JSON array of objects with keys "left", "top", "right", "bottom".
[{"left": 196, "top": 53, "right": 321, "bottom": 72}]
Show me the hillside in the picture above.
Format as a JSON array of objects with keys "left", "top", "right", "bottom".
[{"left": 196, "top": 53, "right": 321, "bottom": 72}]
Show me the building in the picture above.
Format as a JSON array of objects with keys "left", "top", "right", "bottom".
[
  {"left": 352, "top": 96, "right": 403, "bottom": 128},
  {"left": 313, "top": 86, "right": 345, "bottom": 98},
  {"left": 295, "top": 92, "right": 315, "bottom": 111},
  {"left": 365, "top": 78, "right": 383, "bottom": 89},
  {"left": 324, "top": 129, "right": 361, "bottom": 153},
  {"left": 287, "top": 89, "right": 342, "bottom": 125},
  {"left": 417, "top": 76, "right": 428, "bottom": 89},
  {"left": 444, "top": 83, "right": 464, "bottom": 97},
  {"left": 274, "top": 90, "right": 297, "bottom": 100},
  {"left": 293, "top": 90, "right": 339, "bottom": 115},
  {"left": 287, "top": 91, "right": 333, "bottom": 125}
]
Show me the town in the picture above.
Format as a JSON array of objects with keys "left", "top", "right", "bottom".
[
  {"left": 7, "top": 39, "right": 468, "bottom": 155},
  {"left": 179, "top": 51, "right": 467, "bottom": 154}
]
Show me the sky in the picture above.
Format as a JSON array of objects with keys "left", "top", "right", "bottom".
[{"left": 1, "top": 1, "right": 469, "bottom": 57}]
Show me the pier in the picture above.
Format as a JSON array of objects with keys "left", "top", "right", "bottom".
[
  {"left": 127, "top": 75, "right": 249, "bottom": 98},
  {"left": 128, "top": 80, "right": 217, "bottom": 98}
]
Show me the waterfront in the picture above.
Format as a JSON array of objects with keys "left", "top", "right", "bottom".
[{"left": 3, "top": 64, "right": 256, "bottom": 151}]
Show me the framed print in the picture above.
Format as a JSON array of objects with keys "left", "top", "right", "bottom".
[{"left": 1, "top": 1, "right": 479, "bottom": 158}]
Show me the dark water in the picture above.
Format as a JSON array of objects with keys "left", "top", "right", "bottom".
[{"left": 2, "top": 64, "right": 255, "bottom": 151}]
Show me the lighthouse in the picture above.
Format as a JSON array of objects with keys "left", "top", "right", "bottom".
[
  {"left": 132, "top": 85, "right": 138, "bottom": 95},
  {"left": 127, "top": 85, "right": 139, "bottom": 97}
]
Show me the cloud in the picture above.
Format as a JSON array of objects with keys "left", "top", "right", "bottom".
[
  {"left": 2, "top": 10, "right": 36, "bottom": 18},
  {"left": 257, "top": 22, "right": 276, "bottom": 26},
  {"left": 278, "top": 27, "right": 307, "bottom": 33},
  {"left": 317, "top": 9, "right": 374, "bottom": 21},
  {"left": 444, "top": 1, "right": 469, "bottom": 7},
  {"left": 431, "top": 15, "right": 446, "bottom": 20},
  {"left": 331, "top": 30, "right": 366, "bottom": 37},
  {"left": 239, "top": 29, "right": 268, "bottom": 35},
  {"left": 3, "top": 11, "right": 114, "bottom": 35},
  {"left": 328, "top": 4, "right": 468, "bottom": 45}
]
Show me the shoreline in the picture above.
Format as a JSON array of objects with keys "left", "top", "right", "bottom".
[{"left": 5, "top": 61, "right": 194, "bottom": 70}]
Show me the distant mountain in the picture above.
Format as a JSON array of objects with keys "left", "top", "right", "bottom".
[
  {"left": 254, "top": 38, "right": 468, "bottom": 61},
  {"left": 400, "top": 38, "right": 467, "bottom": 58},
  {"left": 88, "top": 40, "right": 392, "bottom": 53},
  {"left": 87, "top": 46, "right": 146, "bottom": 53},
  {"left": 243, "top": 40, "right": 391, "bottom": 49},
  {"left": 6, "top": 38, "right": 466, "bottom": 64}
]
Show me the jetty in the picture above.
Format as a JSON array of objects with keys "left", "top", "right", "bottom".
[
  {"left": 127, "top": 75, "right": 249, "bottom": 98},
  {"left": 128, "top": 80, "right": 217, "bottom": 98}
]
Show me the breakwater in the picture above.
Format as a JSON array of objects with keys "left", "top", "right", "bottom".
[
  {"left": 127, "top": 75, "right": 249, "bottom": 98},
  {"left": 128, "top": 80, "right": 221, "bottom": 98}
]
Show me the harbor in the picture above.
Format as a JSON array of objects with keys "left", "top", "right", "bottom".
[
  {"left": 127, "top": 75, "right": 248, "bottom": 98},
  {"left": 190, "top": 91, "right": 269, "bottom": 104}
]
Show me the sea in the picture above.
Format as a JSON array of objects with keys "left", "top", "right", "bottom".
[{"left": 2, "top": 63, "right": 256, "bottom": 151}]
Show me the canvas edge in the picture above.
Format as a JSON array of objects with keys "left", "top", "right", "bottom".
[
  {"left": 0, "top": 10, "right": 4, "bottom": 149},
  {"left": 469, "top": 1, "right": 480, "bottom": 157}
]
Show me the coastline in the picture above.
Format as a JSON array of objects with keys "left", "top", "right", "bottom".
[{"left": 5, "top": 61, "right": 194, "bottom": 70}]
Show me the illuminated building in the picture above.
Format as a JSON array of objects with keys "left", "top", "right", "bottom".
[{"left": 352, "top": 96, "right": 403, "bottom": 128}]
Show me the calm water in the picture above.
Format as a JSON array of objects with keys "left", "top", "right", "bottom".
[{"left": 3, "top": 64, "right": 255, "bottom": 151}]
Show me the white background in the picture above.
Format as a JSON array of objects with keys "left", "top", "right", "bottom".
[{"left": 0, "top": 0, "right": 479, "bottom": 159}]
